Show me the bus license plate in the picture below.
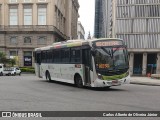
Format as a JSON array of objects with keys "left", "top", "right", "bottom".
[{"left": 112, "top": 80, "right": 118, "bottom": 85}]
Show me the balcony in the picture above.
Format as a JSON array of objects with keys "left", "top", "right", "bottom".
[{"left": 0, "top": 25, "right": 69, "bottom": 40}]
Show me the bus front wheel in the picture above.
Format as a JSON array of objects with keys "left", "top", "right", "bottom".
[
  {"left": 46, "top": 72, "right": 51, "bottom": 82},
  {"left": 75, "top": 75, "right": 83, "bottom": 88}
]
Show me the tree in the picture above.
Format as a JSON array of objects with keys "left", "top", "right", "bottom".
[
  {"left": 0, "top": 52, "right": 16, "bottom": 66},
  {"left": 9, "top": 58, "right": 16, "bottom": 67},
  {"left": 0, "top": 52, "right": 6, "bottom": 64}
]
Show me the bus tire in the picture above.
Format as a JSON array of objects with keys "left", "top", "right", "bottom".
[
  {"left": 0, "top": 72, "right": 3, "bottom": 76},
  {"left": 46, "top": 71, "right": 51, "bottom": 82},
  {"left": 75, "top": 75, "right": 83, "bottom": 88},
  {"left": 13, "top": 72, "right": 16, "bottom": 76}
]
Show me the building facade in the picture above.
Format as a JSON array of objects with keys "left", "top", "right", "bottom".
[
  {"left": 94, "top": 0, "right": 160, "bottom": 75},
  {"left": 77, "top": 21, "right": 85, "bottom": 39},
  {"left": 94, "top": 0, "right": 103, "bottom": 38},
  {"left": 94, "top": 0, "right": 112, "bottom": 38},
  {"left": 0, "top": 0, "right": 79, "bottom": 67},
  {"left": 71, "top": 0, "right": 79, "bottom": 39}
]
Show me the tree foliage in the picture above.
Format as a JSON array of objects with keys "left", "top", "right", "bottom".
[
  {"left": 0, "top": 52, "right": 6, "bottom": 63},
  {"left": 0, "top": 51, "right": 16, "bottom": 66}
]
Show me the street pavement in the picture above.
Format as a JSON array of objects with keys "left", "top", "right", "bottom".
[
  {"left": 22, "top": 73, "right": 160, "bottom": 86},
  {"left": 0, "top": 74, "right": 160, "bottom": 120}
]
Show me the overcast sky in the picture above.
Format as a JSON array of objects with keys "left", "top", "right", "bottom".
[{"left": 78, "top": 0, "right": 95, "bottom": 39}]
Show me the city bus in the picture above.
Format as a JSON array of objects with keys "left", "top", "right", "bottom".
[{"left": 34, "top": 38, "right": 130, "bottom": 88}]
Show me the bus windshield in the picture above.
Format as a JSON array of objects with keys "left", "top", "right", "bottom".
[{"left": 94, "top": 46, "right": 129, "bottom": 76}]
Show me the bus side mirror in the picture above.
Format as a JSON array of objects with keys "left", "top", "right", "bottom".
[{"left": 91, "top": 48, "right": 96, "bottom": 56}]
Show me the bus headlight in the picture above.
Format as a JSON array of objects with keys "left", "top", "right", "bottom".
[
  {"left": 126, "top": 71, "right": 129, "bottom": 76},
  {"left": 98, "top": 73, "right": 103, "bottom": 80}
]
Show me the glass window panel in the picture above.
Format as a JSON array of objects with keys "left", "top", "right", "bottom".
[
  {"left": 10, "top": 51, "right": 17, "bottom": 56},
  {"left": 9, "top": 7, "right": 18, "bottom": 25},
  {"left": 24, "top": 37, "right": 31, "bottom": 43},
  {"left": 0, "top": 5, "right": 1, "bottom": 24},
  {"left": 38, "top": 37, "right": 46, "bottom": 44},
  {"left": 24, "top": 7, "right": 32, "bottom": 25},
  {"left": 24, "top": 51, "right": 32, "bottom": 56},
  {"left": 10, "top": 37, "right": 17, "bottom": 44},
  {"left": 38, "top": 7, "right": 47, "bottom": 25}
]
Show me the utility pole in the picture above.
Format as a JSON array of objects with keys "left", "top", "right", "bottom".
[{"left": 14, "top": 40, "right": 19, "bottom": 67}]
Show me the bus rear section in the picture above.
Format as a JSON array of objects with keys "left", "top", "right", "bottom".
[{"left": 34, "top": 44, "right": 93, "bottom": 87}]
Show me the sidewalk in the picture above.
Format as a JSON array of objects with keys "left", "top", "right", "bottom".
[
  {"left": 130, "top": 77, "right": 160, "bottom": 86},
  {"left": 21, "top": 73, "right": 35, "bottom": 76}
]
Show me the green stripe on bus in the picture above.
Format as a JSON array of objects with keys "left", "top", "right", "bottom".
[{"left": 102, "top": 72, "right": 129, "bottom": 81}]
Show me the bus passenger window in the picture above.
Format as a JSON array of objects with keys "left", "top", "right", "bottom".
[
  {"left": 61, "top": 49, "right": 70, "bottom": 63},
  {"left": 71, "top": 49, "right": 81, "bottom": 63},
  {"left": 53, "top": 50, "right": 61, "bottom": 63}
]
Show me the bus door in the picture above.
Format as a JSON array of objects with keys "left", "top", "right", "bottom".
[
  {"left": 82, "top": 48, "right": 92, "bottom": 86},
  {"left": 36, "top": 52, "right": 42, "bottom": 78}
]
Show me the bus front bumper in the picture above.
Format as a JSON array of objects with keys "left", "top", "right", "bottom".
[{"left": 93, "top": 76, "right": 130, "bottom": 87}]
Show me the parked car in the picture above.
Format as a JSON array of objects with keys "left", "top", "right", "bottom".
[
  {"left": 0, "top": 64, "right": 4, "bottom": 76},
  {"left": 3, "top": 67, "right": 21, "bottom": 76}
]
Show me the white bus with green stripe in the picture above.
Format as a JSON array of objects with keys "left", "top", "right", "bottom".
[{"left": 34, "top": 38, "right": 130, "bottom": 88}]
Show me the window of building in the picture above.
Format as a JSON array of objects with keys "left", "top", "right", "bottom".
[
  {"left": 24, "top": 37, "right": 31, "bottom": 44},
  {"left": 24, "top": 51, "right": 32, "bottom": 56},
  {"left": 10, "top": 37, "right": 17, "bottom": 44},
  {"left": 38, "top": 5, "right": 47, "bottom": 25},
  {"left": 148, "top": 5, "right": 160, "bottom": 17},
  {"left": 126, "top": 0, "right": 128, "bottom": 4},
  {"left": 55, "top": 6, "right": 57, "bottom": 26},
  {"left": 9, "top": 6, "right": 18, "bottom": 25},
  {"left": 38, "top": 36, "right": 46, "bottom": 44},
  {"left": 0, "top": 6, "right": 1, "bottom": 25},
  {"left": 10, "top": 51, "right": 17, "bottom": 56},
  {"left": 63, "top": 17, "right": 65, "bottom": 32},
  {"left": 24, "top": 5, "right": 32, "bottom": 25}
]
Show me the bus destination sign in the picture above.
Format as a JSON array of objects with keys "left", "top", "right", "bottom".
[{"left": 95, "top": 41, "right": 122, "bottom": 47}]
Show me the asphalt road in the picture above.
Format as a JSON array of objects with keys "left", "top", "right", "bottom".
[{"left": 0, "top": 74, "right": 160, "bottom": 120}]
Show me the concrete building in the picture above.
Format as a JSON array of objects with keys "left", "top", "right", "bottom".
[
  {"left": 0, "top": 0, "right": 79, "bottom": 67},
  {"left": 71, "top": 0, "right": 79, "bottom": 39},
  {"left": 94, "top": 0, "right": 160, "bottom": 76},
  {"left": 77, "top": 21, "right": 85, "bottom": 39},
  {"left": 94, "top": 0, "right": 112, "bottom": 38},
  {"left": 94, "top": 0, "right": 103, "bottom": 38}
]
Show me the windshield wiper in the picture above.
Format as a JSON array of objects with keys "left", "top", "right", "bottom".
[{"left": 101, "top": 47, "right": 113, "bottom": 59}]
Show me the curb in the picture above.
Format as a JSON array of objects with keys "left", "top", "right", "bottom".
[
  {"left": 130, "top": 82, "right": 160, "bottom": 86},
  {"left": 21, "top": 72, "right": 35, "bottom": 74},
  {"left": 21, "top": 73, "right": 35, "bottom": 76}
]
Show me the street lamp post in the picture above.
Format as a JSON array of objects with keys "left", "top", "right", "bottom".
[{"left": 15, "top": 42, "right": 19, "bottom": 66}]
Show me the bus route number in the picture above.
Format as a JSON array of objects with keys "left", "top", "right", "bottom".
[{"left": 98, "top": 64, "right": 110, "bottom": 69}]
